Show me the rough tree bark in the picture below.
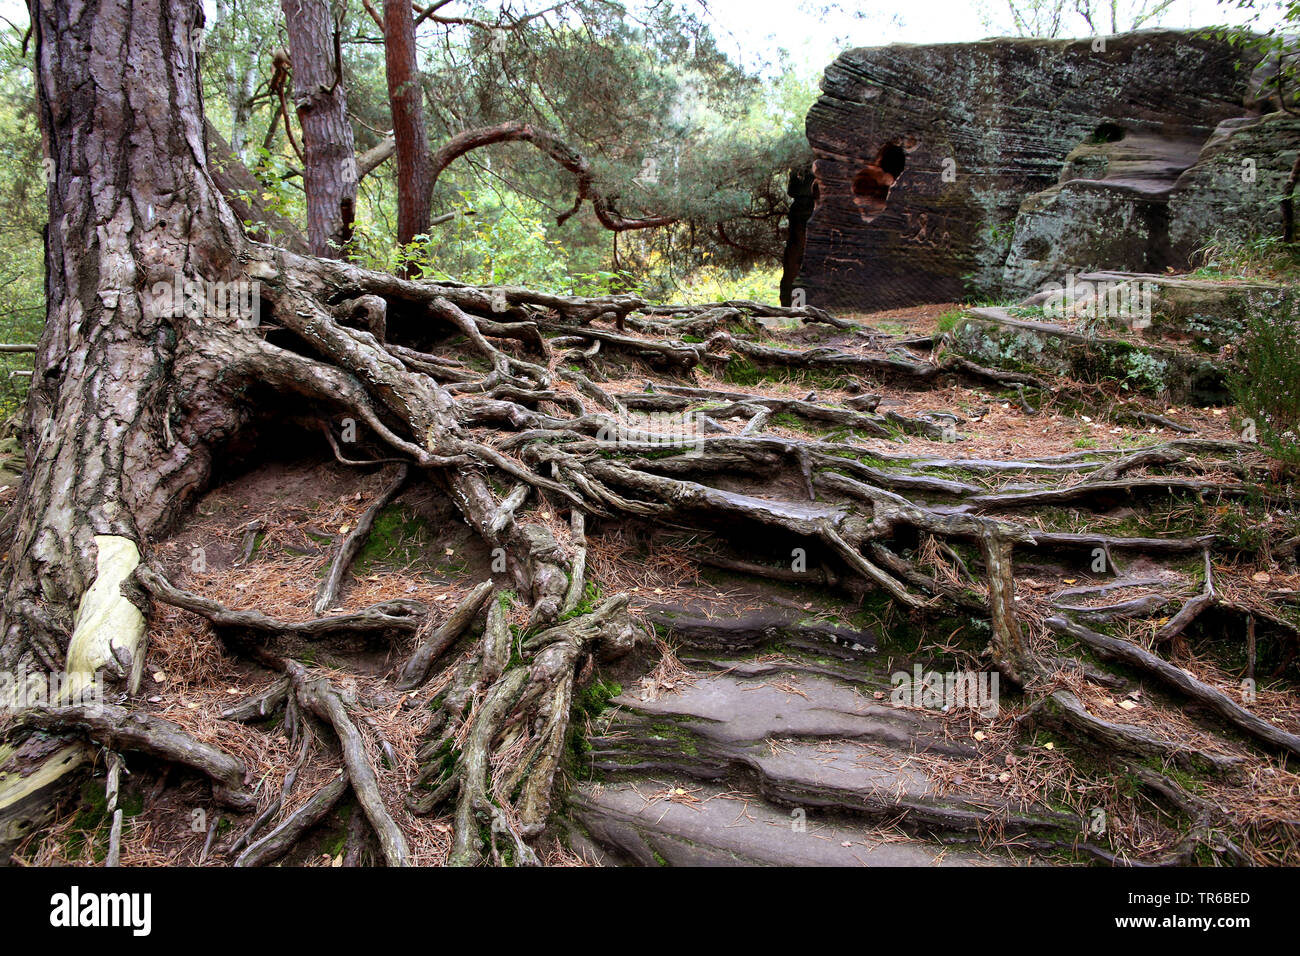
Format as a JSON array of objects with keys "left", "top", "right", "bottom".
[
  {"left": 281, "top": 0, "right": 358, "bottom": 256},
  {"left": 0, "top": 0, "right": 254, "bottom": 848},
  {"left": 382, "top": 0, "right": 432, "bottom": 249}
]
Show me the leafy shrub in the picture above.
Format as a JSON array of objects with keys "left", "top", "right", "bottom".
[
  {"left": 1229, "top": 298, "right": 1300, "bottom": 463},
  {"left": 1193, "top": 233, "right": 1300, "bottom": 282}
]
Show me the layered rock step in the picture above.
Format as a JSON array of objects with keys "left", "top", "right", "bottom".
[
  {"left": 948, "top": 274, "right": 1294, "bottom": 405},
  {"left": 570, "top": 640, "right": 1079, "bottom": 866},
  {"left": 568, "top": 779, "right": 993, "bottom": 866}
]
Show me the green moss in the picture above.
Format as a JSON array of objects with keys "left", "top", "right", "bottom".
[
  {"left": 576, "top": 678, "right": 622, "bottom": 719},
  {"left": 65, "top": 778, "right": 144, "bottom": 863},
  {"left": 723, "top": 356, "right": 760, "bottom": 386},
  {"left": 769, "top": 412, "right": 804, "bottom": 430},
  {"left": 559, "top": 581, "right": 600, "bottom": 621},
  {"left": 650, "top": 721, "right": 700, "bottom": 757},
  {"left": 354, "top": 503, "right": 435, "bottom": 573},
  {"left": 566, "top": 678, "right": 623, "bottom": 781}
]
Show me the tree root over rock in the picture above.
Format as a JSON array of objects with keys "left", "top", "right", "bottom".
[{"left": 5, "top": 261, "right": 1298, "bottom": 866}]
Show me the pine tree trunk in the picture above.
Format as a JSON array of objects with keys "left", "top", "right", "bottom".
[
  {"left": 281, "top": 0, "right": 358, "bottom": 256},
  {"left": 383, "top": 0, "right": 432, "bottom": 250},
  {"left": 0, "top": 0, "right": 261, "bottom": 853}
]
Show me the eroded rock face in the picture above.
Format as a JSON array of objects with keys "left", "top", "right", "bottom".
[
  {"left": 947, "top": 273, "right": 1299, "bottom": 405},
  {"left": 798, "top": 31, "right": 1261, "bottom": 311},
  {"left": 1167, "top": 112, "right": 1300, "bottom": 255}
]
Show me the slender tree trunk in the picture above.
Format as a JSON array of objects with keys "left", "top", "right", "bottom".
[
  {"left": 382, "top": 0, "right": 432, "bottom": 251},
  {"left": 281, "top": 0, "right": 358, "bottom": 256},
  {"left": 226, "top": 57, "right": 260, "bottom": 160},
  {"left": 1284, "top": 150, "right": 1300, "bottom": 243},
  {"left": 0, "top": 0, "right": 265, "bottom": 852},
  {"left": 780, "top": 165, "right": 815, "bottom": 307}
]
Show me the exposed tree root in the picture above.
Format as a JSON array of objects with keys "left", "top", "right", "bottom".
[
  {"left": 13, "top": 704, "right": 254, "bottom": 811},
  {"left": 395, "top": 581, "right": 494, "bottom": 690},
  {"left": 234, "top": 771, "right": 350, "bottom": 867},
  {"left": 6, "top": 250, "right": 1298, "bottom": 866},
  {"left": 1047, "top": 616, "right": 1300, "bottom": 759}
]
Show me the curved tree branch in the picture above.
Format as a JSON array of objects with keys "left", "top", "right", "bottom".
[{"left": 428, "top": 121, "right": 675, "bottom": 232}]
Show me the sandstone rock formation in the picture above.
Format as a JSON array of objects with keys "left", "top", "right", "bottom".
[{"left": 797, "top": 30, "right": 1284, "bottom": 311}]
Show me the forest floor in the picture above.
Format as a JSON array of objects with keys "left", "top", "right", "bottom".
[{"left": 5, "top": 292, "right": 1299, "bottom": 867}]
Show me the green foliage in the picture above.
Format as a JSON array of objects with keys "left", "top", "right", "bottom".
[
  {"left": 0, "top": 25, "right": 46, "bottom": 414},
  {"left": 0, "top": 0, "right": 823, "bottom": 406},
  {"left": 670, "top": 265, "right": 784, "bottom": 304},
  {"left": 1192, "top": 232, "right": 1300, "bottom": 280},
  {"left": 1228, "top": 296, "right": 1300, "bottom": 462},
  {"left": 935, "top": 309, "right": 965, "bottom": 333},
  {"left": 402, "top": 194, "right": 574, "bottom": 289}
]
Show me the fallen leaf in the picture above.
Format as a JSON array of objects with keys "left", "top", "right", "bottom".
[
  {"left": 339, "top": 524, "right": 350, "bottom": 534},
  {"left": 974, "top": 730, "right": 987, "bottom": 741}
]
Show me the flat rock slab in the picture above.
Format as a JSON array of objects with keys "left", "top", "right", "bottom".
[
  {"left": 569, "top": 779, "right": 1004, "bottom": 867},
  {"left": 590, "top": 666, "right": 1080, "bottom": 845},
  {"left": 610, "top": 668, "right": 967, "bottom": 756},
  {"left": 953, "top": 307, "right": 1227, "bottom": 405}
]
